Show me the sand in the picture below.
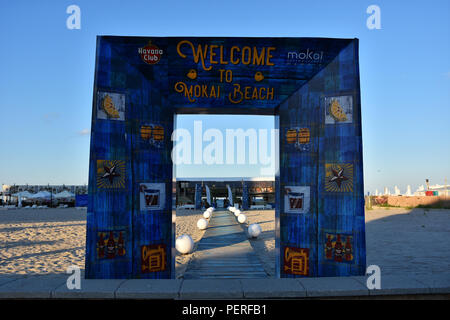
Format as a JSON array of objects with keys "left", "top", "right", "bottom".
[
  {"left": 0, "top": 208, "right": 86, "bottom": 275},
  {"left": 1, "top": 206, "right": 449, "bottom": 277},
  {"left": 174, "top": 209, "right": 207, "bottom": 278},
  {"left": 365, "top": 206, "right": 450, "bottom": 276},
  {"left": 0, "top": 208, "right": 208, "bottom": 277}
]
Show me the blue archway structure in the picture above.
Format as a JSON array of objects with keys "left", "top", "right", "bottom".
[{"left": 86, "top": 36, "right": 366, "bottom": 279}]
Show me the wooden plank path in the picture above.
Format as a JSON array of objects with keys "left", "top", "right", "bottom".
[{"left": 183, "top": 210, "right": 269, "bottom": 279}]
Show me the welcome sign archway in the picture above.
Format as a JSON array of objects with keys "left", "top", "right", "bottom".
[{"left": 86, "top": 36, "right": 366, "bottom": 279}]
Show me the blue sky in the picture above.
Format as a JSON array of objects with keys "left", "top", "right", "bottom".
[{"left": 0, "top": 0, "right": 449, "bottom": 194}]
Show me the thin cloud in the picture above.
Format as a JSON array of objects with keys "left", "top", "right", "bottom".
[
  {"left": 43, "top": 112, "right": 61, "bottom": 123},
  {"left": 78, "top": 128, "right": 90, "bottom": 136}
]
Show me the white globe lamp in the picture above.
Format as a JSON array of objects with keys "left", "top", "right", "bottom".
[
  {"left": 234, "top": 209, "right": 241, "bottom": 217},
  {"left": 203, "top": 210, "right": 212, "bottom": 219},
  {"left": 197, "top": 218, "right": 208, "bottom": 230},
  {"left": 237, "top": 213, "right": 247, "bottom": 224},
  {"left": 248, "top": 223, "right": 262, "bottom": 238},
  {"left": 175, "top": 234, "right": 194, "bottom": 254}
]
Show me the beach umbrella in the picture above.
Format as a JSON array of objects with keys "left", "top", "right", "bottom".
[
  {"left": 12, "top": 191, "right": 34, "bottom": 198},
  {"left": 54, "top": 191, "right": 75, "bottom": 199},
  {"left": 29, "top": 191, "right": 52, "bottom": 199}
]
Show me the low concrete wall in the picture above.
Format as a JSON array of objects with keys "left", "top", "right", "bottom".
[
  {"left": 388, "top": 196, "right": 449, "bottom": 207},
  {"left": 370, "top": 196, "right": 450, "bottom": 208},
  {"left": 0, "top": 273, "right": 449, "bottom": 299}
]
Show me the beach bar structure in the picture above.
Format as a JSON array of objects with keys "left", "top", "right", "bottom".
[
  {"left": 175, "top": 178, "right": 276, "bottom": 209},
  {"left": 87, "top": 36, "right": 365, "bottom": 279}
]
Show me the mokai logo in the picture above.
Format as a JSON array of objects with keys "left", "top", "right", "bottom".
[
  {"left": 139, "top": 41, "right": 163, "bottom": 64},
  {"left": 287, "top": 49, "right": 324, "bottom": 64}
]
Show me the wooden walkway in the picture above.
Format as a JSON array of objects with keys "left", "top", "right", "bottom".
[{"left": 183, "top": 210, "right": 268, "bottom": 279}]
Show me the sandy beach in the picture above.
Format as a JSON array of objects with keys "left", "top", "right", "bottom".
[
  {"left": 0, "top": 207, "right": 449, "bottom": 277},
  {"left": 365, "top": 206, "right": 450, "bottom": 276},
  {"left": 0, "top": 208, "right": 86, "bottom": 275},
  {"left": 174, "top": 209, "right": 207, "bottom": 278}
]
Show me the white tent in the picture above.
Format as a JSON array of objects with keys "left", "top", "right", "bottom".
[
  {"left": 29, "top": 191, "right": 52, "bottom": 199},
  {"left": 54, "top": 191, "right": 75, "bottom": 199},
  {"left": 12, "top": 191, "right": 34, "bottom": 198}
]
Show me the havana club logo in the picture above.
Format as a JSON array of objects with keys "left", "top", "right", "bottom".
[{"left": 138, "top": 41, "right": 163, "bottom": 64}]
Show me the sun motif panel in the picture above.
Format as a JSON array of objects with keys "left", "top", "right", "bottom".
[
  {"left": 324, "top": 163, "right": 353, "bottom": 193},
  {"left": 96, "top": 160, "right": 126, "bottom": 189}
]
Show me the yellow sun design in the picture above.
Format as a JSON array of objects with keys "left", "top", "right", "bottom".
[
  {"left": 96, "top": 160, "right": 126, "bottom": 189},
  {"left": 325, "top": 163, "right": 353, "bottom": 192}
]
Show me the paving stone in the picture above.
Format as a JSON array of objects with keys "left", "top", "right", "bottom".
[
  {"left": 53, "top": 279, "right": 126, "bottom": 299},
  {"left": 0, "top": 274, "right": 22, "bottom": 286},
  {"left": 241, "top": 279, "right": 306, "bottom": 298},
  {"left": 115, "top": 279, "right": 182, "bottom": 299},
  {"left": 180, "top": 279, "right": 243, "bottom": 299},
  {"left": 413, "top": 273, "right": 450, "bottom": 294},
  {"left": 356, "top": 274, "right": 431, "bottom": 296},
  {"left": 0, "top": 274, "right": 66, "bottom": 299},
  {"left": 297, "top": 276, "right": 369, "bottom": 297}
]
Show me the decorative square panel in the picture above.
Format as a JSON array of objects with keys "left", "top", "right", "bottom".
[
  {"left": 139, "top": 183, "right": 165, "bottom": 211},
  {"left": 324, "top": 232, "right": 354, "bottom": 264},
  {"left": 140, "top": 123, "right": 165, "bottom": 149},
  {"left": 97, "top": 91, "right": 125, "bottom": 121},
  {"left": 96, "top": 160, "right": 126, "bottom": 189},
  {"left": 284, "top": 186, "right": 310, "bottom": 214},
  {"left": 141, "top": 244, "right": 167, "bottom": 273},
  {"left": 324, "top": 95, "right": 352, "bottom": 124},
  {"left": 283, "top": 246, "right": 309, "bottom": 276},
  {"left": 325, "top": 163, "right": 353, "bottom": 193},
  {"left": 96, "top": 230, "right": 126, "bottom": 260}
]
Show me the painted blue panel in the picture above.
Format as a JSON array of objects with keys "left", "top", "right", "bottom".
[
  {"left": 87, "top": 36, "right": 365, "bottom": 279},
  {"left": 277, "top": 40, "right": 365, "bottom": 277}
]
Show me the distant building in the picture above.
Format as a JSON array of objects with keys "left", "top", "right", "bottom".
[
  {"left": 415, "top": 184, "right": 449, "bottom": 196},
  {"left": 175, "top": 177, "right": 275, "bottom": 208}
]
